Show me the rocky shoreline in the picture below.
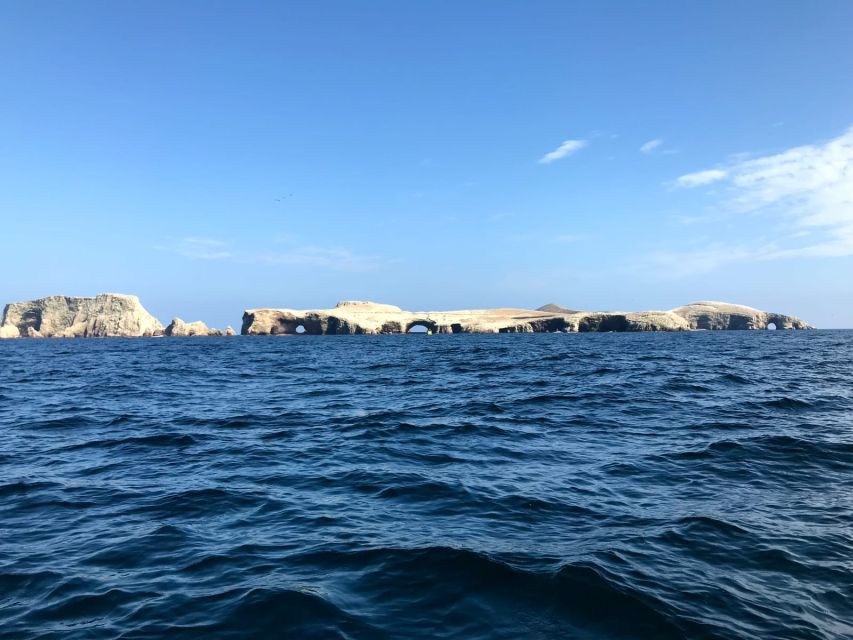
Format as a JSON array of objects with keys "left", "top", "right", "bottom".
[{"left": 0, "top": 294, "right": 813, "bottom": 339}]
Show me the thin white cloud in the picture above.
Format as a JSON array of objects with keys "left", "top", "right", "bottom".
[
  {"left": 156, "top": 236, "right": 380, "bottom": 271},
  {"left": 657, "top": 126, "right": 853, "bottom": 273},
  {"left": 640, "top": 139, "right": 663, "bottom": 154},
  {"left": 155, "top": 236, "right": 232, "bottom": 260},
  {"left": 647, "top": 243, "right": 768, "bottom": 277},
  {"left": 256, "top": 246, "right": 381, "bottom": 272},
  {"left": 538, "top": 139, "right": 587, "bottom": 164},
  {"left": 676, "top": 169, "right": 728, "bottom": 187}
]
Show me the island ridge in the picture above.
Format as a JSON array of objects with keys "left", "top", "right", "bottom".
[{"left": 0, "top": 294, "right": 812, "bottom": 338}]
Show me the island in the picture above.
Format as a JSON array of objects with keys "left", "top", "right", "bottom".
[
  {"left": 0, "top": 294, "right": 812, "bottom": 339},
  {"left": 241, "top": 300, "right": 812, "bottom": 335}
]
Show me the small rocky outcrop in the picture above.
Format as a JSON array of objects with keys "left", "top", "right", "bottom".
[
  {"left": 0, "top": 294, "right": 164, "bottom": 338},
  {"left": 225, "top": 326, "right": 236, "bottom": 336},
  {"left": 164, "top": 318, "right": 223, "bottom": 337},
  {"left": 241, "top": 300, "right": 811, "bottom": 335}
]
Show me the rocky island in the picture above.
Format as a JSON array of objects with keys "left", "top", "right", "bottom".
[
  {"left": 0, "top": 294, "right": 164, "bottom": 338},
  {"left": 0, "top": 294, "right": 812, "bottom": 339},
  {"left": 241, "top": 300, "right": 812, "bottom": 335}
]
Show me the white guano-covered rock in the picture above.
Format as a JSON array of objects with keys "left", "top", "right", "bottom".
[
  {"left": 0, "top": 294, "right": 164, "bottom": 338},
  {"left": 164, "top": 318, "right": 223, "bottom": 337}
]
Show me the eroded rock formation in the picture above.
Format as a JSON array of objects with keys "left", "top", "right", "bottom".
[
  {"left": 0, "top": 294, "right": 164, "bottom": 338},
  {"left": 164, "top": 318, "right": 223, "bottom": 337},
  {"left": 672, "top": 301, "right": 811, "bottom": 330},
  {"left": 0, "top": 295, "right": 813, "bottom": 339},
  {"left": 241, "top": 300, "right": 812, "bottom": 335}
]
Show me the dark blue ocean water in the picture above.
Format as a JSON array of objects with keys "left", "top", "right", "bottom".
[{"left": 1, "top": 332, "right": 852, "bottom": 639}]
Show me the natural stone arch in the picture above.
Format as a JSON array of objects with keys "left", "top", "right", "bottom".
[
  {"left": 405, "top": 320, "right": 437, "bottom": 333},
  {"left": 766, "top": 322, "right": 777, "bottom": 331},
  {"left": 271, "top": 318, "right": 322, "bottom": 335}
]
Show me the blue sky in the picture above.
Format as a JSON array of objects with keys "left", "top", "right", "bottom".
[{"left": 2, "top": 1, "right": 852, "bottom": 328}]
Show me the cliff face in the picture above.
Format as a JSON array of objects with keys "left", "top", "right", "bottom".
[
  {"left": 241, "top": 300, "right": 813, "bottom": 335},
  {"left": 0, "top": 295, "right": 814, "bottom": 339},
  {"left": 672, "top": 301, "right": 812, "bottom": 330},
  {"left": 0, "top": 294, "right": 164, "bottom": 338},
  {"left": 241, "top": 300, "right": 687, "bottom": 335}
]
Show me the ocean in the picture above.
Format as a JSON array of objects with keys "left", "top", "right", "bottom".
[{"left": 1, "top": 332, "right": 851, "bottom": 639}]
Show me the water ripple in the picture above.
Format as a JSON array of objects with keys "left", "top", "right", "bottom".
[{"left": 1, "top": 331, "right": 852, "bottom": 639}]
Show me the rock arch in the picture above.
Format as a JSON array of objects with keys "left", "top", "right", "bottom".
[{"left": 405, "top": 319, "right": 437, "bottom": 333}]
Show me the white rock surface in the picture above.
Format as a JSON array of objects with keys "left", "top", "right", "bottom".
[
  {"left": 0, "top": 324, "right": 20, "bottom": 339},
  {"left": 241, "top": 300, "right": 711, "bottom": 335},
  {"left": 164, "top": 318, "right": 222, "bottom": 337},
  {"left": 671, "top": 301, "right": 811, "bottom": 330},
  {"left": 241, "top": 300, "right": 812, "bottom": 335},
  {"left": 0, "top": 294, "right": 164, "bottom": 338}
]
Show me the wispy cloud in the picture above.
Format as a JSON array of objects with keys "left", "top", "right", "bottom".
[
  {"left": 675, "top": 168, "right": 728, "bottom": 187},
  {"left": 657, "top": 126, "right": 853, "bottom": 273},
  {"left": 156, "top": 236, "right": 380, "bottom": 271},
  {"left": 155, "top": 236, "right": 232, "bottom": 260},
  {"left": 647, "top": 243, "right": 764, "bottom": 277},
  {"left": 640, "top": 138, "right": 663, "bottom": 154},
  {"left": 256, "top": 246, "right": 381, "bottom": 272},
  {"left": 538, "top": 139, "right": 587, "bottom": 164}
]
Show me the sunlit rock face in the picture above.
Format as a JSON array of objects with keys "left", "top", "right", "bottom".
[
  {"left": 164, "top": 318, "right": 223, "bottom": 337},
  {"left": 671, "top": 301, "right": 812, "bottom": 331},
  {"left": 0, "top": 324, "right": 20, "bottom": 339},
  {"left": 241, "top": 300, "right": 812, "bottom": 335},
  {"left": 0, "top": 294, "right": 164, "bottom": 338}
]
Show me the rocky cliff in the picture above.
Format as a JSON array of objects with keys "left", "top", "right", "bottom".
[
  {"left": 241, "top": 299, "right": 811, "bottom": 335},
  {"left": 0, "top": 294, "right": 164, "bottom": 338},
  {"left": 672, "top": 301, "right": 811, "bottom": 330},
  {"left": 0, "top": 295, "right": 813, "bottom": 339}
]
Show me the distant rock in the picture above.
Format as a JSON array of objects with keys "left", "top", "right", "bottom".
[
  {"left": 537, "top": 303, "right": 580, "bottom": 314},
  {"left": 0, "top": 294, "right": 164, "bottom": 338},
  {"left": 225, "top": 326, "right": 236, "bottom": 336},
  {"left": 672, "top": 301, "right": 812, "bottom": 330},
  {"left": 241, "top": 300, "right": 812, "bottom": 335},
  {"left": 164, "top": 318, "right": 222, "bottom": 337}
]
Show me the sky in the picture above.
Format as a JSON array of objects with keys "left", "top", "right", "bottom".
[{"left": 1, "top": 1, "right": 852, "bottom": 329}]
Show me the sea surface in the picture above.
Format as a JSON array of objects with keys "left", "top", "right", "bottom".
[{"left": 1, "top": 332, "right": 851, "bottom": 639}]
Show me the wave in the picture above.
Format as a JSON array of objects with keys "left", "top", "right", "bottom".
[
  {"left": 283, "top": 546, "right": 693, "bottom": 639},
  {"left": 2, "top": 330, "right": 851, "bottom": 639},
  {"left": 59, "top": 432, "right": 199, "bottom": 452}
]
